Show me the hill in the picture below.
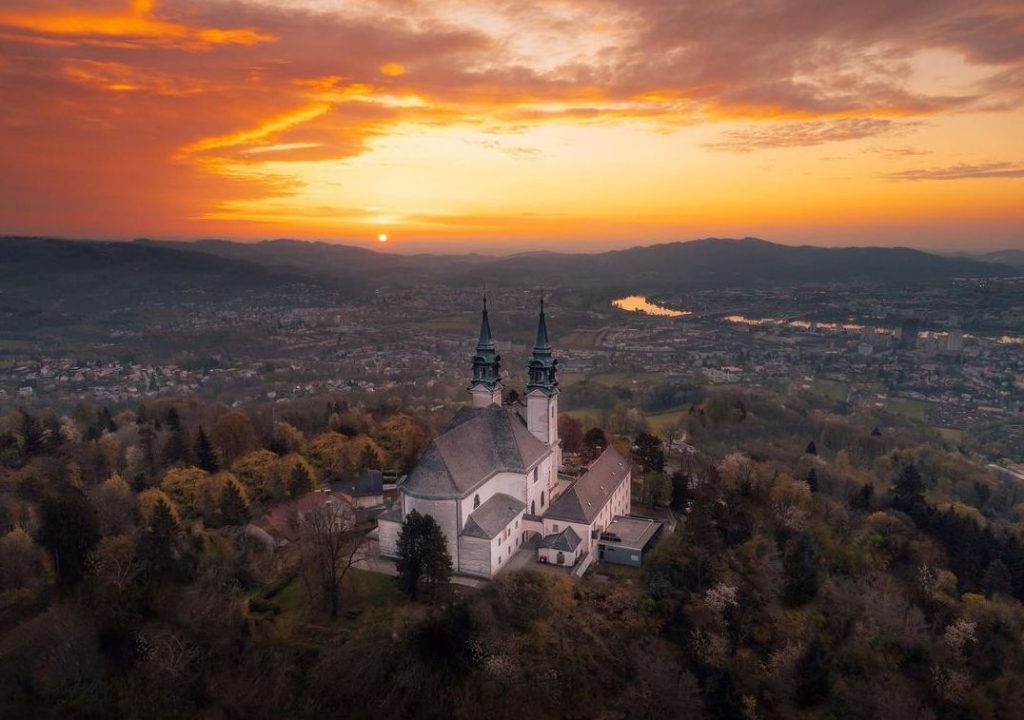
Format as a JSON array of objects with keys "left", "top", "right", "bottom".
[{"left": 135, "top": 236, "right": 1014, "bottom": 290}]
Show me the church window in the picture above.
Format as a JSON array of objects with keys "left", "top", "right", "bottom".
[
  {"left": 533, "top": 467, "right": 538, "bottom": 483},
  {"left": 531, "top": 500, "right": 536, "bottom": 515},
  {"left": 473, "top": 494, "right": 480, "bottom": 509},
  {"left": 553, "top": 524, "right": 559, "bottom": 533},
  {"left": 541, "top": 491, "right": 546, "bottom": 507},
  {"left": 557, "top": 551, "right": 565, "bottom": 565}
]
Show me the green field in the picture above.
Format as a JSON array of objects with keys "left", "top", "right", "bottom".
[
  {"left": 886, "top": 397, "right": 931, "bottom": 422},
  {"left": 647, "top": 408, "right": 687, "bottom": 436},
  {"left": 812, "top": 379, "right": 849, "bottom": 402},
  {"left": 565, "top": 407, "right": 604, "bottom": 429}
]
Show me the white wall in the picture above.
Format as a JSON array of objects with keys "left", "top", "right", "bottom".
[
  {"left": 489, "top": 511, "right": 525, "bottom": 575},
  {"left": 460, "top": 471, "right": 526, "bottom": 528},
  {"left": 377, "top": 517, "right": 401, "bottom": 557}
]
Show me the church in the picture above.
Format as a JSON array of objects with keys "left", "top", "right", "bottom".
[{"left": 377, "top": 298, "right": 632, "bottom": 578}]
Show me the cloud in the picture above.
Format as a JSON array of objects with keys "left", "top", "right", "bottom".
[
  {"left": 885, "top": 162, "right": 1024, "bottom": 180},
  {"left": 705, "top": 118, "right": 923, "bottom": 152}
]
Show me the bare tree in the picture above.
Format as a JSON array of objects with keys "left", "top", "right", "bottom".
[{"left": 297, "top": 498, "right": 365, "bottom": 618}]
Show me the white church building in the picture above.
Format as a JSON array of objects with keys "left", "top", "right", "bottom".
[{"left": 377, "top": 298, "right": 631, "bottom": 578}]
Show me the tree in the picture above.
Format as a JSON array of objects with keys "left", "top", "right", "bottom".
[
  {"left": 982, "top": 559, "right": 1012, "bottom": 597},
  {"left": 396, "top": 510, "right": 452, "bottom": 601},
  {"left": 633, "top": 432, "right": 665, "bottom": 472},
  {"left": 892, "top": 463, "right": 925, "bottom": 509},
  {"left": 219, "top": 478, "right": 250, "bottom": 526},
  {"left": 670, "top": 470, "right": 689, "bottom": 510},
  {"left": 558, "top": 415, "right": 584, "bottom": 454},
  {"left": 17, "top": 409, "right": 46, "bottom": 462},
  {"left": 211, "top": 411, "right": 259, "bottom": 466},
  {"left": 581, "top": 428, "right": 608, "bottom": 463},
  {"left": 852, "top": 482, "right": 874, "bottom": 510},
  {"left": 806, "top": 468, "right": 819, "bottom": 493},
  {"left": 794, "top": 637, "right": 832, "bottom": 707},
  {"left": 783, "top": 531, "right": 819, "bottom": 606},
  {"left": 289, "top": 462, "right": 315, "bottom": 498},
  {"left": 194, "top": 426, "right": 220, "bottom": 473},
  {"left": 805, "top": 440, "right": 817, "bottom": 456},
  {"left": 298, "top": 498, "right": 363, "bottom": 618},
  {"left": 138, "top": 497, "right": 180, "bottom": 580},
  {"left": 38, "top": 489, "right": 101, "bottom": 588}
]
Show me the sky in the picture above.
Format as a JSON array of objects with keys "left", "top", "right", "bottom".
[{"left": 1, "top": 0, "right": 1023, "bottom": 253}]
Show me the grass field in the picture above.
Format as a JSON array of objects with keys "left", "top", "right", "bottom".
[
  {"left": 647, "top": 408, "right": 687, "bottom": 436},
  {"left": 565, "top": 407, "right": 604, "bottom": 428},
  {"left": 811, "top": 379, "right": 849, "bottom": 402},
  {"left": 886, "top": 397, "right": 931, "bottom": 422},
  {"left": 557, "top": 331, "right": 600, "bottom": 349}
]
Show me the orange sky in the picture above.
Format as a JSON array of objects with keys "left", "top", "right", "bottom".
[{"left": 1, "top": 0, "right": 1023, "bottom": 252}]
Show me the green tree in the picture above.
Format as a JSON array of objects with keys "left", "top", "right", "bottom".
[
  {"left": 194, "top": 426, "right": 220, "bottom": 473},
  {"left": 37, "top": 489, "right": 100, "bottom": 588},
  {"left": 632, "top": 432, "right": 665, "bottom": 473},
  {"left": 289, "top": 462, "right": 315, "bottom": 498},
  {"left": 892, "top": 463, "right": 925, "bottom": 509},
  {"left": 219, "top": 479, "right": 249, "bottom": 526},
  {"left": 138, "top": 497, "right": 180, "bottom": 580},
  {"left": 783, "top": 531, "right": 820, "bottom": 606},
  {"left": 806, "top": 467, "right": 819, "bottom": 493},
  {"left": 396, "top": 510, "right": 452, "bottom": 601},
  {"left": 794, "top": 637, "right": 833, "bottom": 707},
  {"left": 581, "top": 427, "right": 608, "bottom": 463},
  {"left": 982, "top": 559, "right": 1012, "bottom": 597}
]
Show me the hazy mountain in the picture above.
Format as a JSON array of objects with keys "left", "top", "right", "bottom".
[
  {"left": 448, "top": 237, "right": 1015, "bottom": 290},
  {"left": 0, "top": 237, "right": 342, "bottom": 325},
  {"left": 954, "top": 249, "right": 1024, "bottom": 269}
]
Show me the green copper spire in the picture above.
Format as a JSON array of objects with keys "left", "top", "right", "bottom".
[
  {"left": 470, "top": 295, "right": 501, "bottom": 390},
  {"left": 527, "top": 294, "right": 558, "bottom": 395}
]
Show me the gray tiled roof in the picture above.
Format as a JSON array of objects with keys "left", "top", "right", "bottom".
[
  {"left": 544, "top": 446, "right": 630, "bottom": 524},
  {"left": 540, "top": 526, "right": 581, "bottom": 551},
  {"left": 402, "top": 405, "right": 550, "bottom": 500},
  {"left": 334, "top": 469, "right": 383, "bottom": 497},
  {"left": 462, "top": 493, "right": 526, "bottom": 539}
]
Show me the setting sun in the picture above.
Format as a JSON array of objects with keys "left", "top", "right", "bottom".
[{"left": 377, "top": 233, "right": 389, "bottom": 244}]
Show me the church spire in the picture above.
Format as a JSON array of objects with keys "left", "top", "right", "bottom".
[
  {"left": 469, "top": 295, "right": 502, "bottom": 405},
  {"left": 527, "top": 293, "right": 557, "bottom": 396}
]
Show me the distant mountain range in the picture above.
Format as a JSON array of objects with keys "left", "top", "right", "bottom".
[
  {"left": 953, "top": 249, "right": 1024, "bottom": 269},
  {"left": 135, "top": 236, "right": 1016, "bottom": 290},
  {"left": 0, "top": 236, "right": 1016, "bottom": 316}
]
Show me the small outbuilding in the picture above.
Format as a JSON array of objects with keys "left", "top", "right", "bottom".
[
  {"left": 538, "top": 526, "right": 582, "bottom": 567},
  {"left": 596, "top": 516, "right": 663, "bottom": 567}
]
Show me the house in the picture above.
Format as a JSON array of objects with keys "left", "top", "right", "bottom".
[{"left": 596, "top": 516, "right": 663, "bottom": 567}]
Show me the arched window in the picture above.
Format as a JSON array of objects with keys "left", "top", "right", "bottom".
[
  {"left": 531, "top": 500, "right": 536, "bottom": 515},
  {"left": 473, "top": 494, "right": 480, "bottom": 509},
  {"left": 556, "top": 551, "right": 565, "bottom": 565},
  {"left": 541, "top": 491, "right": 546, "bottom": 507}
]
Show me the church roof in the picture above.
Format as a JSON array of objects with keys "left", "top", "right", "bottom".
[
  {"left": 402, "top": 404, "right": 550, "bottom": 500},
  {"left": 544, "top": 446, "right": 630, "bottom": 524},
  {"left": 462, "top": 493, "right": 526, "bottom": 539},
  {"left": 540, "top": 526, "right": 581, "bottom": 551}
]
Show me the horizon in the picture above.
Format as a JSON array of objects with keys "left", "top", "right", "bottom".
[
  {"left": 0, "top": 1, "right": 1023, "bottom": 251},
  {"left": 6, "top": 233, "right": 1023, "bottom": 258}
]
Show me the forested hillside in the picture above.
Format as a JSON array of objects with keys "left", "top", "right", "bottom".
[{"left": 0, "top": 388, "right": 1022, "bottom": 719}]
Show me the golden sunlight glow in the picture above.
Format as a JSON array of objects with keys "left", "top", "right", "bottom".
[{"left": 1, "top": 1, "right": 1022, "bottom": 250}]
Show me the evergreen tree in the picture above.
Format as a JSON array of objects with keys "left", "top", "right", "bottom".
[
  {"left": 982, "top": 559, "right": 1012, "bottom": 597},
  {"left": 37, "top": 489, "right": 100, "bottom": 588},
  {"left": 633, "top": 432, "right": 665, "bottom": 473},
  {"left": 17, "top": 410, "right": 45, "bottom": 461},
  {"left": 194, "top": 426, "right": 220, "bottom": 473},
  {"left": 581, "top": 428, "right": 608, "bottom": 463},
  {"left": 805, "top": 440, "right": 817, "bottom": 455},
  {"left": 806, "top": 468, "right": 818, "bottom": 493},
  {"left": 892, "top": 463, "right": 925, "bottom": 509},
  {"left": 219, "top": 479, "right": 249, "bottom": 525},
  {"left": 289, "top": 462, "right": 315, "bottom": 498},
  {"left": 138, "top": 498, "right": 180, "bottom": 580},
  {"left": 396, "top": 510, "right": 452, "bottom": 601},
  {"left": 783, "top": 531, "right": 820, "bottom": 606},
  {"left": 851, "top": 482, "right": 874, "bottom": 510},
  {"left": 794, "top": 637, "right": 833, "bottom": 707}
]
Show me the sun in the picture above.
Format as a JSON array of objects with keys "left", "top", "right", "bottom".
[{"left": 377, "top": 233, "right": 389, "bottom": 243}]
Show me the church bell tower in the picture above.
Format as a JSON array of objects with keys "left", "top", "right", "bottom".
[
  {"left": 525, "top": 295, "right": 559, "bottom": 448},
  {"left": 469, "top": 296, "right": 502, "bottom": 407}
]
